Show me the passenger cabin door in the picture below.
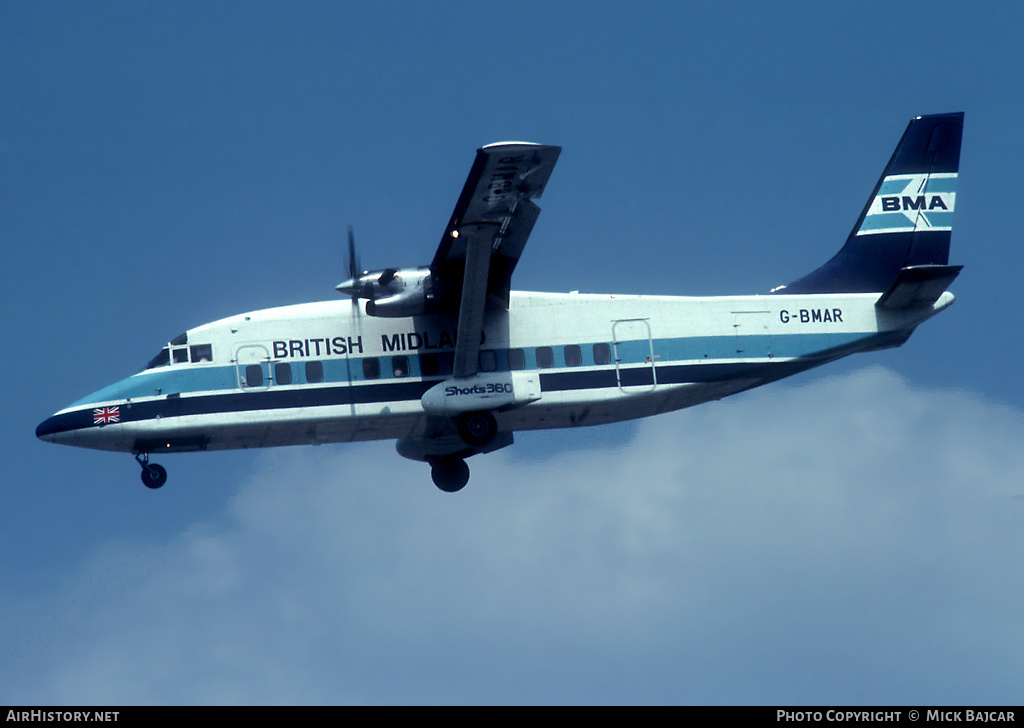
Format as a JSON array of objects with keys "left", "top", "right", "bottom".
[
  {"left": 612, "top": 319, "right": 657, "bottom": 394},
  {"left": 235, "top": 344, "right": 271, "bottom": 391}
]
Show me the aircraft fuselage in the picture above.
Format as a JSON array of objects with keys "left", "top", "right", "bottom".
[{"left": 37, "top": 288, "right": 952, "bottom": 457}]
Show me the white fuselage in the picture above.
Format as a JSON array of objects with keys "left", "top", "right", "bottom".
[{"left": 38, "top": 289, "right": 952, "bottom": 457}]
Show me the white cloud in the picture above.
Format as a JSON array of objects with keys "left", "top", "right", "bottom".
[{"left": 4, "top": 367, "right": 1023, "bottom": 704}]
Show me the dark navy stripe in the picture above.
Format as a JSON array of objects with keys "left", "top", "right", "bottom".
[
  {"left": 39, "top": 358, "right": 831, "bottom": 440},
  {"left": 38, "top": 379, "right": 435, "bottom": 439},
  {"left": 52, "top": 320, "right": 918, "bottom": 441}
]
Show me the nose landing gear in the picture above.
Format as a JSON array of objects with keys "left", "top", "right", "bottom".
[{"left": 135, "top": 453, "right": 167, "bottom": 489}]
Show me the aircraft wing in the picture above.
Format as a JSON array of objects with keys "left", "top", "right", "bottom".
[{"left": 431, "top": 142, "right": 561, "bottom": 377}]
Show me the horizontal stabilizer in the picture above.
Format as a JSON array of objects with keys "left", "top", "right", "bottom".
[{"left": 875, "top": 264, "right": 962, "bottom": 309}]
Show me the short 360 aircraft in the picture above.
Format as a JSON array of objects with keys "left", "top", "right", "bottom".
[{"left": 37, "top": 113, "right": 964, "bottom": 492}]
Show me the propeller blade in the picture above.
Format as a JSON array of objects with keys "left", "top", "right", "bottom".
[
  {"left": 347, "top": 226, "right": 359, "bottom": 281},
  {"left": 343, "top": 225, "right": 364, "bottom": 308}
]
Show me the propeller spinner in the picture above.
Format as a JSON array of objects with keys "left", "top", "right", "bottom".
[{"left": 335, "top": 227, "right": 434, "bottom": 317}]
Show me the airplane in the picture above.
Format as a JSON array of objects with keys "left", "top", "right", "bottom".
[{"left": 36, "top": 112, "right": 964, "bottom": 493}]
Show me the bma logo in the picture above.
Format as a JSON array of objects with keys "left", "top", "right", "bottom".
[{"left": 881, "top": 195, "right": 949, "bottom": 212}]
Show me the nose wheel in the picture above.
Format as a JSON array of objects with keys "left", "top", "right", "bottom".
[{"left": 135, "top": 453, "right": 168, "bottom": 489}]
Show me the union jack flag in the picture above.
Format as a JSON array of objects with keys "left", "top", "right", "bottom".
[{"left": 93, "top": 406, "right": 120, "bottom": 425}]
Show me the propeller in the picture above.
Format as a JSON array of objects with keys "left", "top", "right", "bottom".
[
  {"left": 346, "top": 226, "right": 361, "bottom": 301},
  {"left": 335, "top": 227, "right": 401, "bottom": 311},
  {"left": 337, "top": 226, "right": 370, "bottom": 308}
]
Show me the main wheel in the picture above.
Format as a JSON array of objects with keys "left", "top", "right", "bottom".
[
  {"left": 141, "top": 463, "right": 167, "bottom": 489},
  {"left": 457, "top": 410, "right": 497, "bottom": 447},
  {"left": 431, "top": 458, "right": 470, "bottom": 493}
]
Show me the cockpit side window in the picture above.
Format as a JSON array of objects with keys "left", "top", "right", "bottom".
[{"left": 190, "top": 344, "right": 213, "bottom": 363}]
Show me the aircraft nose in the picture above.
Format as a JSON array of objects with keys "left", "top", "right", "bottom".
[
  {"left": 36, "top": 410, "right": 79, "bottom": 443},
  {"left": 36, "top": 413, "right": 62, "bottom": 442}
]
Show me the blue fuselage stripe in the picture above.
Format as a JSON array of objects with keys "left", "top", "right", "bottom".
[{"left": 41, "top": 331, "right": 868, "bottom": 438}]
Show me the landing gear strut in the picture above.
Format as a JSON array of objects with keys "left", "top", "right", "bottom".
[
  {"left": 430, "top": 457, "right": 470, "bottom": 493},
  {"left": 135, "top": 453, "right": 167, "bottom": 489}
]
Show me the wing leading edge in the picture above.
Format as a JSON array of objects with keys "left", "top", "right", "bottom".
[{"left": 432, "top": 142, "right": 561, "bottom": 377}]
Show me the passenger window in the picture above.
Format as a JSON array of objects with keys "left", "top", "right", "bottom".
[
  {"left": 507, "top": 348, "right": 526, "bottom": 370},
  {"left": 564, "top": 344, "right": 582, "bottom": 367},
  {"left": 536, "top": 346, "right": 554, "bottom": 368},
  {"left": 419, "top": 353, "right": 439, "bottom": 377},
  {"left": 190, "top": 344, "right": 213, "bottom": 363},
  {"left": 172, "top": 347, "right": 189, "bottom": 364},
  {"left": 275, "top": 362, "right": 292, "bottom": 385},
  {"left": 392, "top": 356, "right": 409, "bottom": 377},
  {"left": 437, "top": 352, "right": 454, "bottom": 376},
  {"left": 593, "top": 342, "right": 612, "bottom": 365},
  {"left": 479, "top": 350, "right": 497, "bottom": 372},
  {"left": 418, "top": 352, "right": 454, "bottom": 377},
  {"left": 363, "top": 357, "right": 380, "bottom": 380},
  {"left": 244, "top": 364, "right": 263, "bottom": 387},
  {"left": 306, "top": 361, "right": 324, "bottom": 383}
]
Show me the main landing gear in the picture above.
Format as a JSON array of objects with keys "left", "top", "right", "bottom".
[
  {"left": 424, "top": 410, "right": 497, "bottom": 492},
  {"left": 135, "top": 453, "right": 167, "bottom": 489},
  {"left": 423, "top": 410, "right": 496, "bottom": 492},
  {"left": 456, "top": 410, "right": 498, "bottom": 448}
]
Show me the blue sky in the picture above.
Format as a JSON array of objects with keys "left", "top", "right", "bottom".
[{"left": 3, "top": 1, "right": 1023, "bottom": 705}]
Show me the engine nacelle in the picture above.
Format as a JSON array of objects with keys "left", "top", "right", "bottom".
[
  {"left": 365, "top": 287, "right": 429, "bottom": 317},
  {"left": 337, "top": 266, "right": 434, "bottom": 317},
  {"left": 420, "top": 372, "right": 541, "bottom": 416}
]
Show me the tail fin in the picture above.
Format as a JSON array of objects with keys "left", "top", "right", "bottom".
[{"left": 779, "top": 112, "right": 963, "bottom": 294}]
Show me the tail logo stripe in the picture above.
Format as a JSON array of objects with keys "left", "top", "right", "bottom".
[{"left": 858, "top": 173, "right": 956, "bottom": 236}]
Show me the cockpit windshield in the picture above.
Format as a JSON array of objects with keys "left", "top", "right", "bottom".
[
  {"left": 144, "top": 347, "right": 171, "bottom": 370},
  {"left": 142, "top": 333, "right": 212, "bottom": 371},
  {"left": 142, "top": 332, "right": 214, "bottom": 371},
  {"left": 142, "top": 332, "right": 189, "bottom": 371}
]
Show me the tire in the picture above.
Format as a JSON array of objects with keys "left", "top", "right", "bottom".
[
  {"left": 457, "top": 410, "right": 497, "bottom": 447},
  {"left": 431, "top": 458, "right": 470, "bottom": 493},
  {"left": 141, "top": 463, "right": 167, "bottom": 489}
]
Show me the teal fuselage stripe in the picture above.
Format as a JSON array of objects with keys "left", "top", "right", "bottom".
[
  {"left": 70, "top": 331, "right": 865, "bottom": 408},
  {"left": 40, "top": 330, "right": 887, "bottom": 441}
]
